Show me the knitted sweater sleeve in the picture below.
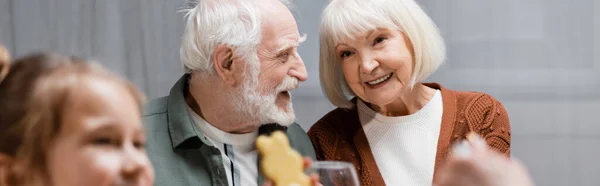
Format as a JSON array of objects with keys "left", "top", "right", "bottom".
[
  {"left": 465, "top": 94, "right": 512, "bottom": 156},
  {"left": 307, "top": 121, "right": 337, "bottom": 161}
]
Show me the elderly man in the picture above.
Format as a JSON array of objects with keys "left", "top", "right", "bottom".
[{"left": 142, "top": 0, "right": 314, "bottom": 185}]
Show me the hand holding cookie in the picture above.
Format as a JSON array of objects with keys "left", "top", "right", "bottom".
[{"left": 256, "top": 131, "right": 319, "bottom": 186}]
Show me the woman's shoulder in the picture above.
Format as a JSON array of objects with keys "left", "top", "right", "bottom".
[
  {"left": 307, "top": 106, "right": 360, "bottom": 159},
  {"left": 428, "top": 83, "right": 504, "bottom": 109},
  {"left": 438, "top": 84, "right": 510, "bottom": 137},
  {"left": 444, "top": 88, "right": 505, "bottom": 113},
  {"left": 308, "top": 103, "right": 363, "bottom": 141},
  {"left": 309, "top": 106, "right": 358, "bottom": 134},
  {"left": 434, "top": 84, "right": 511, "bottom": 154},
  {"left": 455, "top": 90, "right": 501, "bottom": 106}
]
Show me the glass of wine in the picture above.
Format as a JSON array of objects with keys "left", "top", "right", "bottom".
[{"left": 306, "top": 161, "right": 360, "bottom": 186}]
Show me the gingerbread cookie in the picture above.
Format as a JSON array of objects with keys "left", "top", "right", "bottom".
[{"left": 256, "top": 131, "right": 310, "bottom": 186}]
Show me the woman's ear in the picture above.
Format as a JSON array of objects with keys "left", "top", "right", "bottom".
[{"left": 0, "top": 153, "right": 13, "bottom": 185}]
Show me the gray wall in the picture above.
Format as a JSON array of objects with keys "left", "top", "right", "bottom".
[
  {"left": 0, "top": 0, "right": 186, "bottom": 98},
  {"left": 0, "top": 0, "right": 598, "bottom": 185}
]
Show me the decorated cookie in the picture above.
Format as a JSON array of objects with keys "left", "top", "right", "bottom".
[{"left": 256, "top": 131, "right": 310, "bottom": 186}]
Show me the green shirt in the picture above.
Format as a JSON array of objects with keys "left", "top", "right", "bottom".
[{"left": 142, "top": 74, "right": 316, "bottom": 186}]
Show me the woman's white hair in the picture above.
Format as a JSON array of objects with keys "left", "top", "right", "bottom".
[
  {"left": 179, "top": 0, "right": 295, "bottom": 75},
  {"left": 319, "top": 0, "right": 446, "bottom": 108}
]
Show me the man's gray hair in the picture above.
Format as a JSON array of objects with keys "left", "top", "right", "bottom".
[{"left": 179, "top": 0, "right": 295, "bottom": 74}]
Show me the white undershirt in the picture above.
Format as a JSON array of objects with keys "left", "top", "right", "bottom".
[
  {"left": 357, "top": 90, "right": 443, "bottom": 186},
  {"left": 187, "top": 106, "right": 258, "bottom": 186}
]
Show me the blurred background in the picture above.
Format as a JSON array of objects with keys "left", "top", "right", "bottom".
[{"left": 0, "top": 0, "right": 598, "bottom": 185}]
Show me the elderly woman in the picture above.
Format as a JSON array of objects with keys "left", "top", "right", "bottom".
[{"left": 308, "top": 0, "right": 511, "bottom": 185}]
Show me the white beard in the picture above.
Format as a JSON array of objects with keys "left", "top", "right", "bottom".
[{"left": 228, "top": 56, "right": 297, "bottom": 126}]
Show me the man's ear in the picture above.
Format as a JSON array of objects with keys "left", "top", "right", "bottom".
[
  {"left": 0, "top": 154, "right": 13, "bottom": 185},
  {"left": 213, "top": 44, "right": 244, "bottom": 87}
]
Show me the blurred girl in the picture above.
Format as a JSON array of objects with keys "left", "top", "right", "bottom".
[{"left": 0, "top": 47, "right": 154, "bottom": 186}]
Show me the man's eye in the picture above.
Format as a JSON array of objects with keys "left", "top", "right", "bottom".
[{"left": 278, "top": 53, "right": 290, "bottom": 62}]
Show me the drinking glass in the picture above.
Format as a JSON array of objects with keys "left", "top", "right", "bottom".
[{"left": 306, "top": 161, "right": 360, "bottom": 186}]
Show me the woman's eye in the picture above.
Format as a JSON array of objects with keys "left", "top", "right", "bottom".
[
  {"left": 374, "top": 36, "right": 386, "bottom": 45},
  {"left": 92, "top": 137, "right": 113, "bottom": 145},
  {"left": 340, "top": 51, "right": 353, "bottom": 59}
]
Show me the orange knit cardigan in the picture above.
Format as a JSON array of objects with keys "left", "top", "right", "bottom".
[{"left": 308, "top": 83, "right": 511, "bottom": 185}]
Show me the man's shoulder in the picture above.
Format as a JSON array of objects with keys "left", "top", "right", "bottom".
[
  {"left": 285, "top": 123, "right": 309, "bottom": 142},
  {"left": 285, "top": 123, "right": 316, "bottom": 159},
  {"left": 286, "top": 122, "right": 305, "bottom": 133},
  {"left": 143, "top": 96, "right": 169, "bottom": 117},
  {"left": 141, "top": 96, "right": 170, "bottom": 132}
]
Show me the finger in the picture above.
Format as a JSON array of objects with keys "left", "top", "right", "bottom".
[
  {"left": 509, "top": 157, "right": 530, "bottom": 173},
  {"left": 510, "top": 157, "right": 525, "bottom": 165},
  {"left": 0, "top": 45, "right": 10, "bottom": 80},
  {"left": 309, "top": 173, "right": 319, "bottom": 181},
  {"left": 441, "top": 156, "right": 482, "bottom": 178},
  {"left": 466, "top": 132, "right": 488, "bottom": 151},
  {"left": 436, "top": 163, "right": 453, "bottom": 185},
  {"left": 309, "top": 173, "right": 321, "bottom": 186},
  {"left": 262, "top": 180, "right": 273, "bottom": 186},
  {"left": 437, "top": 158, "right": 465, "bottom": 185},
  {"left": 451, "top": 140, "right": 473, "bottom": 160},
  {"left": 303, "top": 157, "right": 313, "bottom": 169}
]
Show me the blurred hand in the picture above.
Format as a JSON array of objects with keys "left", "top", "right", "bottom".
[
  {"left": 0, "top": 44, "right": 10, "bottom": 79},
  {"left": 437, "top": 133, "right": 535, "bottom": 186},
  {"left": 262, "top": 157, "right": 322, "bottom": 186}
]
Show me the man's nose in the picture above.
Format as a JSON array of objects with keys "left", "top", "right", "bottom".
[{"left": 288, "top": 54, "right": 307, "bottom": 82}]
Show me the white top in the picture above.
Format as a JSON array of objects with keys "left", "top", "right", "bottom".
[
  {"left": 187, "top": 106, "right": 258, "bottom": 186},
  {"left": 357, "top": 90, "right": 443, "bottom": 186}
]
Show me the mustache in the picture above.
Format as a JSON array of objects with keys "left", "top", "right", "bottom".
[{"left": 275, "top": 76, "right": 299, "bottom": 92}]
